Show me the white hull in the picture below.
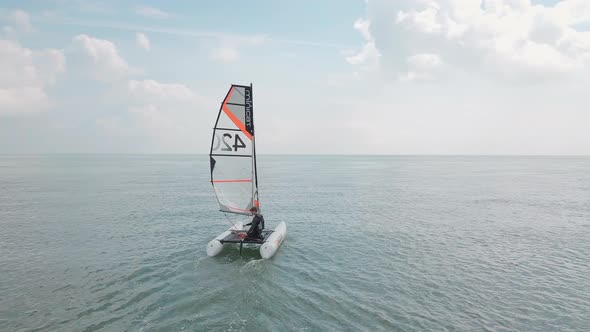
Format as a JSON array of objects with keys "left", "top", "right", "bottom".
[
  {"left": 206, "top": 222, "right": 243, "bottom": 257},
  {"left": 206, "top": 221, "right": 286, "bottom": 259},
  {"left": 260, "top": 222, "right": 286, "bottom": 259}
]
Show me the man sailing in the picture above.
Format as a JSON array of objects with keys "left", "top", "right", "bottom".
[{"left": 244, "top": 206, "right": 264, "bottom": 240}]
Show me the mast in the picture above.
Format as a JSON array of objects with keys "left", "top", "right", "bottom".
[{"left": 251, "top": 82, "right": 260, "bottom": 212}]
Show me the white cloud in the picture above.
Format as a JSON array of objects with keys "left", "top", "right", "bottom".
[
  {"left": 1, "top": 9, "right": 34, "bottom": 32},
  {"left": 400, "top": 53, "right": 444, "bottom": 82},
  {"left": 207, "top": 34, "right": 268, "bottom": 63},
  {"left": 0, "top": 39, "right": 65, "bottom": 115},
  {"left": 397, "top": 2, "right": 442, "bottom": 35},
  {"left": 0, "top": 87, "right": 50, "bottom": 115},
  {"left": 34, "top": 48, "right": 66, "bottom": 84},
  {"left": 65, "top": 30, "right": 213, "bottom": 152},
  {"left": 96, "top": 79, "right": 212, "bottom": 152},
  {"left": 353, "top": 17, "right": 372, "bottom": 41},
  {"left": 210, "top": 47, "right": 239, "bottom": 63},
  {"left": 11, "top": 9, "right": 33, "bottom": 32},
  {"left": 345, "top": 41, "right": 380, "bottom": 66},
  {"left": 136, "top": 32, "right": 150, "bottom": 51},
  {"left": 346, "top": 18, "right": 381, "bottom": 68},
  {"left": 127, "top": 79, "right": 200, "bottom": 102},
  {"left": 127, "top": 104, "right": 188, "bottom": 142},
  {"left": 333, "top": 0, "right": 590, "bottom": 154},
  {"left": 551, "top": 0, "right": 590, "bottom": 26},
  {"left": 364, "top": 0, "right": 590, "bottom": 81},
  {"left": 407, "top": 53, "right": 443, "bottom": 70},
  {"left": 72, "top": 34, "right": 138, "bottom": 82},
  {"left": 134, "top": 6, "right": 172, "bottom": 19}
]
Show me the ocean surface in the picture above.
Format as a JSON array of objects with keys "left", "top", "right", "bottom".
[{"left": 1, "top": 155, "right": 589, "bottom": 331}]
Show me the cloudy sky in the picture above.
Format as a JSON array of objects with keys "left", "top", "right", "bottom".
[{"left": 1, "top": 0, "right": 589, "bottom": 154}]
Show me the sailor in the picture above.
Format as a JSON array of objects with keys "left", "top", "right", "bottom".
[{"left": 244, "top": 206, "right": 264, "bottom": 239}]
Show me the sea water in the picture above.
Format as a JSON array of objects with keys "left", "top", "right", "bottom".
[{"left": 1, "top": 155, "right": 589, "bottom": 331}]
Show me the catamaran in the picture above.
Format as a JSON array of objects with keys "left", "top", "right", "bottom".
[{"left": 206, "top": 84, "right": 286, "bottom": 259}]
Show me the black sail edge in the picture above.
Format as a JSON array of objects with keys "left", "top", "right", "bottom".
[{"left": 209, "top": 86, "right": 234, "bottom": 183}]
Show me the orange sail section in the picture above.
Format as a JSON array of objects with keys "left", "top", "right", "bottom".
[{"left": 222, "top": 87, "right": 253, "bottom": 140}]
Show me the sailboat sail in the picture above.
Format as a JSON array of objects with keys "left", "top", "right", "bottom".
[{"left": 209, "top": 84, "right": 259, "bottom": 215}]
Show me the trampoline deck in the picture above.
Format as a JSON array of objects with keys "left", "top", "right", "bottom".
[{"left": 219, "top": 230, "right": 274, "bottom": 245}]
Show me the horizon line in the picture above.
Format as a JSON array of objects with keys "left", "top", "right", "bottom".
[{"left": 2, "top": 153, "right": 589, "bottom": 157}]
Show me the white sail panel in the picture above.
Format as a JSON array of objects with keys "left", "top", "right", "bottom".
[
  {"left": 227, "top": 86, "right": 246, "bottom": 105},
  {"left": 226, "top": 104, "right": 246, "bottom": 128},
  {"left": 210, "top": 155, "right": 254, "bottom": 213},
  {"left": 215, "top": 111, "right": 238, "bottom": 130}
]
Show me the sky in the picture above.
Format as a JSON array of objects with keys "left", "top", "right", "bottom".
[{"left": 1, "top": 0, "right": 589, "bottom": 154}]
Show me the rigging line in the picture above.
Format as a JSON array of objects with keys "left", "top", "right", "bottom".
[{"left": 223, "top": 212, "right": 239, "bottom": 230}]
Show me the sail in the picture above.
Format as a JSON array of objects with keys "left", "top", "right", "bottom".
[{"left": 209, "top": 84, "right": 259, "bottom": 215}]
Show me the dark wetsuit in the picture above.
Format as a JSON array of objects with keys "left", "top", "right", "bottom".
[{"left": 245, "top": 214, "right": 265, "bottom": 239}]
